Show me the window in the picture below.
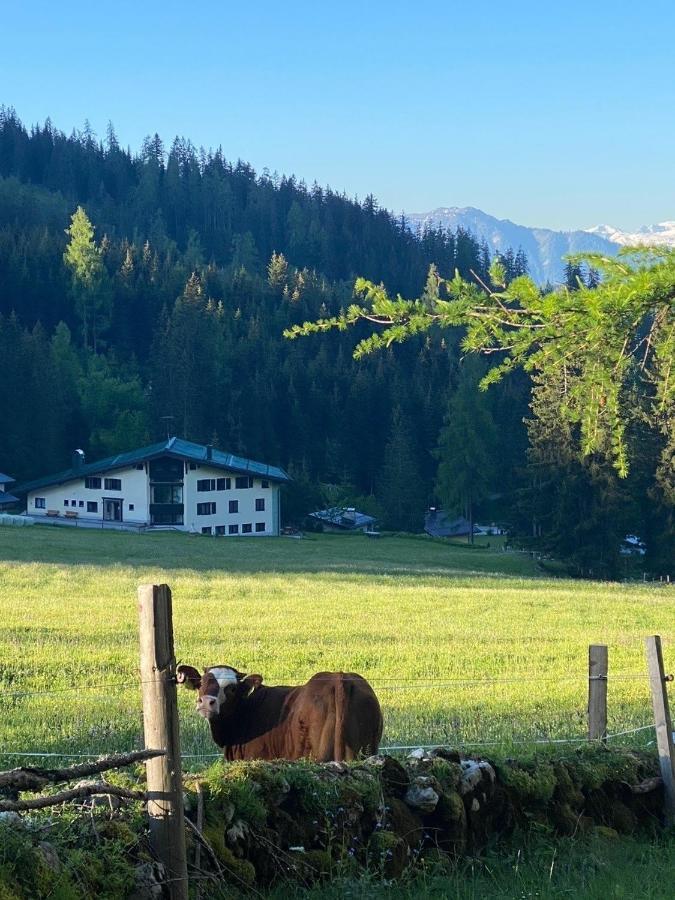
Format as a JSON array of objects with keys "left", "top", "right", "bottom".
[
  {"left": 35, "top": 497, "right": 45, "bottom": 509},
  {"left": 78, "top": 500, "right": 84, "bottom": 508},
  {"left": 215, "top": 525, "right": 226, "bottom": 536},
  {"left": 242, "top": 523, "right": 252, "bottom": 534},
  {"left": 197, "top": 502, "right": 216, "bottom": 516},
  {"left": 197, "top": 479, "right": 216, "bottom": 492},
  {"left": 228, "top": 500, "right": 238, "bottom": 514},
  {"left": 152, "top": 484, "right": 182, "bottom": 504},
  {"left": 104, "top": 478, "right": 121, "bottom": 491},
  {"left": 85, "top": 477, "right": 101, "bottom": 489},
  {"left": 128, "top": 503, "right": 135, "bottom": 511},
  {"left": 228, "top": 524, "right": 239, "bottom": 535},
  {"left": 149, "top": 457, "right": 183, "bottom": 481},
  {"left": 255, "top": 522, "right": 266, "bottom": 532},
  {"left": 201, "top": 526, "right": 212, "bottom": 535},
  {"left": 261, "top": 480, "right": 269, "bottom": 489},
  {"left": 150, "top": 510, "right": 183, "bottom": 525},
  {"left": 235, "top": 476, "right": 253, "bottom": 489},
  {"left": 87, "top": 501, "right": 98, "bottom": 513},
  {"left": 64, "top": 500, "right": 69, "bottom": 507},
  {"left": 217, "top": 477, "right": 231, "bottom": 491},
  {"left": 255, "top": 498, "right": 265, "bottom": 512}
]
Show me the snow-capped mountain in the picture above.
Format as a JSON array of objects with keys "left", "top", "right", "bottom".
[
  {"left": 584, "top": 222, "right": 675, "bottom": 247},
  {"left": 406, "top": 207, "right": 618, "bottom": 284}
]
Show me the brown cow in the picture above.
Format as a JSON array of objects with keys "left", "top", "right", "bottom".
[{"left": 176, "top": 664, "right": 383, "bottom": 762}]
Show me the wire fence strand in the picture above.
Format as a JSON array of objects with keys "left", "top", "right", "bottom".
[
  {"left": 1, "top": 670, "right": 653, "bottom": 699},
  {"left": 0, "top": 724, "right": 658, "bottom": 762}
]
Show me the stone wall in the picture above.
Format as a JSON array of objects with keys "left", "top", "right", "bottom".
[{"left": 186, "top": 746, "right": 664, "bottom": 887}]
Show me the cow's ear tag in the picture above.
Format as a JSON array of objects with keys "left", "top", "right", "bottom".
[{"left": 243, "top": 674, "right": 263, "bottom": 693}]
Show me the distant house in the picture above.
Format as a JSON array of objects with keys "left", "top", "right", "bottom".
[
  {"left": 424, "top": 510, "right": 487, "bottom": 538},
  {"left": 0, "top": 473, "right": 19, "bottom": 508},
  {"left": 13, "top": 438, "right": 290, "bottom": 535},
  {"left": 309, "top": 507, "right": 377, "bottom": 533}
]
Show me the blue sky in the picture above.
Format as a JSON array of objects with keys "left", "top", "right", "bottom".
[{"left": 3, "top": 1, "right": 674, "bottom": 230}]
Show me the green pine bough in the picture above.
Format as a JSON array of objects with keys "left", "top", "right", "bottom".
[{"left": 285, "top": 249, "right": 675, "bottom": 478}]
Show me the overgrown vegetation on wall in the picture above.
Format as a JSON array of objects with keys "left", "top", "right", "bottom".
[{"left": 0, "top": 747, "right": 665, "bottom": 898}]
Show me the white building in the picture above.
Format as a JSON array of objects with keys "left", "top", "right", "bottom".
[{"left": 15, "top": 438, "right": 289, "bottom": 535}]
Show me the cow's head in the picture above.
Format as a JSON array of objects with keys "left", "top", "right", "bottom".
[{"left": 176, "top": 664, "right": 263, "bottom": 720}]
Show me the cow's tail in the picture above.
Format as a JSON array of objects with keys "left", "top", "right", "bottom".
[{"left": 333, "top": 674, "right": 347, "bottom": 761}]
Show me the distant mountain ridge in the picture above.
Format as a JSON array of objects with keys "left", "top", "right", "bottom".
[
  {"left": 405, "top": 207, "right": 616, "bottom": 284},
  {"left": 406, "top": 207, "right": 675, "bottom": 284},
  {"left": 585, "top": 221, "right": 675, "bottom": 247}
]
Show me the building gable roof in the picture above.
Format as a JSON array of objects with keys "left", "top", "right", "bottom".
[
  {"left": 0, "top": 491, "right": 20, "bottom": 505},
  {"left": 425, "top": 511, "right": 475, "bottom": 538},
  {"left": 14, "top": 438, "right": 290, "bottom": 495},
  {"left": 0, "top": 473, "right": 15, "bottom": 485},
  {"left": 309, "top": 508, "right": 376, "bottom": 530}
]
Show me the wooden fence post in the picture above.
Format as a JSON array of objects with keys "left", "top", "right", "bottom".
[
  {"left": 138, "top": 584, "right": 188, "bottom": 899},
  {"left": 588, "top": 644, "right": 608, "bottom": 743},
  {"left": 645, "top": 635, "right": 675, "bottom": 825}
]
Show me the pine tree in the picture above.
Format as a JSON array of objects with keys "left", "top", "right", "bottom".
[
  {"left": 435, "top": 361, "right": 497, "bottom": 543},
  {"left": 378, "top": 406, "right": 425, "bottom": 531}
]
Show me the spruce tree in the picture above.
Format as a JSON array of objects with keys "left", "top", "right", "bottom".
[
  {"left": 435, "top": 361, "right": 497, "bottom": 543},
  {"left": 378, "top": 406, "right": 425, "bottom": 532}
]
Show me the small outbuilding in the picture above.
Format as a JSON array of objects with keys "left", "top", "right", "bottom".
[
  {"left": 309, "top": 507, "right": 377, "bottom": 533},
  {"left": 424, "top": 510, "right": 486, "bottom": 538}
]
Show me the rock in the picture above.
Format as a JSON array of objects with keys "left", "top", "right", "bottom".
[
  {"left": 420, "top": 847, "right": 455, "bottom": 874},
  {"left": 384, "top": 798, "right": 424, "bottom": 849},
  {"left": 426, "top": 790, "right": 467, "bottom": 854},
  {"left": 296, "top": 848, "right": 332, "bottom": 883},
  {"left": 365, "top": 756, "right": 410, "bottom": 798},
  {"left": 404, "top": 777, "right": 440, "bottom": 813},
  {"left": 128, "top": 861, "right": 166, "bottom": 900},
  {"left": 0, "top": 812, "right": 23, "bottom": 827},
  {"left": 458, "top": 760, "right": 495, "bottom": 796},
  {"left": 36, "top": 841, "right": 60, "bottom": 873},
  {"left": 221, "top": 800, "right": 235, "bottom": 826},
  {"left": 430, "top": 748, "right": 462, "bottom": 764},
  {"left": 226, "top": 818, "right": 249, "bottom": 847},
  {"left": 369, "top": 830, "right": 408, "bottom": 878},
  {"left": 408, "top": 748, "right": 428, "bottom": 761}
]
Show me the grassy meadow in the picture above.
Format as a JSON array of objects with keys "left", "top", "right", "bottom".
[{"left": 0, "top": 525, "right": 672, "bottom": 767}]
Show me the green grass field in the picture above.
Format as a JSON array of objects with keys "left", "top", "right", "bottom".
[{"left": 0, "top": 525, "right": 672, "bottom": 768}]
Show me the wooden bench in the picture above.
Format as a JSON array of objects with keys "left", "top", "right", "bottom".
[
  {"left": 64, "top": 510, "right": 78, "bottom": 520},
  {"left": 46, "top": 510, "right": 60, "bottom": 518}
]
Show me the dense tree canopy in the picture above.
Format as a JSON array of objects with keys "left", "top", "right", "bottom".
[
  {"left": 1, "top": 107, "right": 671, "bottom": 574},
  {"left": 287, "top": 251, "right": 675, "bottom": 479},
  {"left": 287, "top": 253, "right": 675, "bottom": 574}
]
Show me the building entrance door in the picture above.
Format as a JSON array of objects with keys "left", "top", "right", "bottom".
[{"left": 103, "top": 498, "right": 123, "bottom": 522}]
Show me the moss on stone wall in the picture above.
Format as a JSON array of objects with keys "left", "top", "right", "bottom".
[{"left": 0, "top": 747, "right": 665, "bottom": 897}]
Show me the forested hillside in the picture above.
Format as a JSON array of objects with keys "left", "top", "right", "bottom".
[
  {"left": 0, "top": 108, "right": 528, "bottom": 516},
  {"left": 1, "top": 107, "right": 670, "bottom": 576}
]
